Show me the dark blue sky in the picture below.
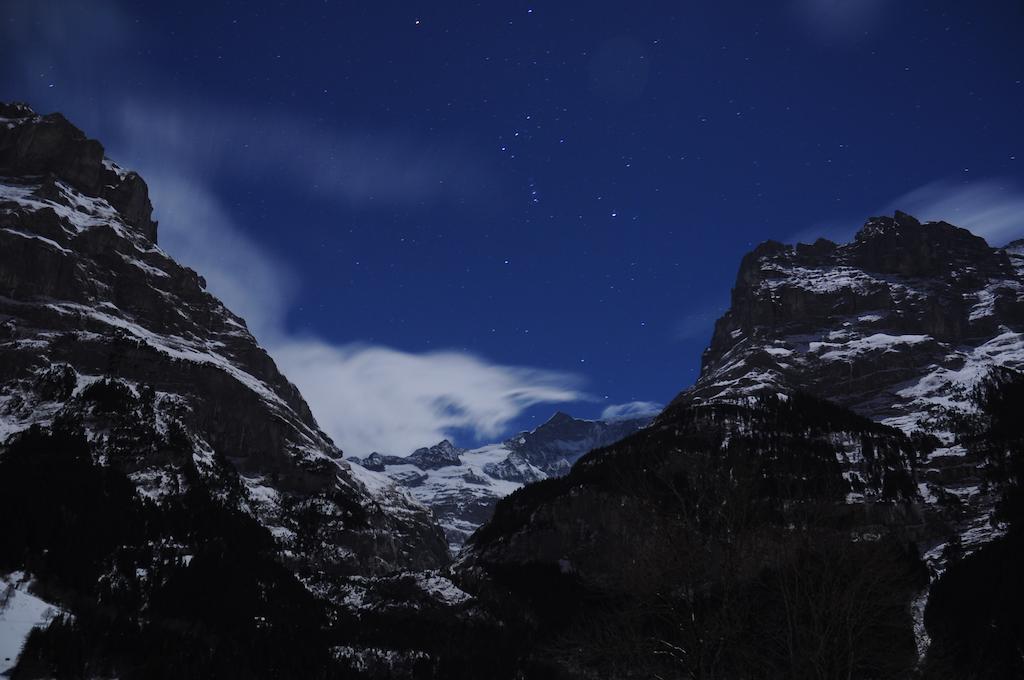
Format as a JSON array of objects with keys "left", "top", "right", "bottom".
[{"left": 4, "top": 1, "right": 1024, "bottom": 453}]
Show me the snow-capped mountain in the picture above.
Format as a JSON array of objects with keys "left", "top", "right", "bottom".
[
  {"left": 679, "top": 212, "right": 1024, "bottom": 567},
  {"left": 0, "top": 103, "right": 448, "bottom": 579},
  {"left": 350, "top": 412, "right": 651, "bottom": 551},
  {"left": 690, "top": 211, "right": 1024, "bottom": 430}
]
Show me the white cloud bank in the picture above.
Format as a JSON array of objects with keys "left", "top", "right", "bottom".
[{"left": 274, "top": 341, "right": 581, "bottom": 457}]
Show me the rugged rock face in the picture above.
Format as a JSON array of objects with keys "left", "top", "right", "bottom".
[
  {"left": 0, "top": 102, "right": 157, "bottom": 241},
  {"left": 352, "top": 412, "right": 651, "bottom": 551},
  {"left": 692, "top": 212, "right": 1024, "bottom": 428},
  {"left": 678, "top": 212, "right": 1024, "bottom": 569},
  {"left": 0, "top": 103, "right": 448, "bottom": 580}
]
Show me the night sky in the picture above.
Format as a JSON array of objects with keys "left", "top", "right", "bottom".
[{"left": 3, "top": 1, "right": 1024, "bottom": 455}]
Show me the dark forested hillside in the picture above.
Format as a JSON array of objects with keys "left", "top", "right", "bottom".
[{"left": 457, "top": 393, "right": 929, "bottom": 679}]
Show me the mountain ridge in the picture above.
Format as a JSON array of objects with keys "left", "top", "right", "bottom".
[{"left": 350, "top": 411, "right": 652, "bottom": 551}]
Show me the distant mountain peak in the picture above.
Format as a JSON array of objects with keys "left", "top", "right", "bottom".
[
  {"left": 542, "top": 410, "right": 580, "bottom": 426},
  {"left": 351, "top": 411, "right": 652, "bottom": 551}
]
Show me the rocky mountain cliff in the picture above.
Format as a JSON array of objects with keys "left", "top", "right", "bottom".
[
  {"left": 351, "top": 412, "right": 651, "bottom": 551},
  {"left": 690, "top": 211, "right": 1024, "bottom": 429},
  {"left": 0, "top": 103, "right": 467, "bottom": 677},
  {"left": 681, "top": 212, "right": 1024, "bottom": 567}
]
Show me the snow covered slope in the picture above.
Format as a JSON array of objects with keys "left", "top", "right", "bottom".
[
  {"left": 0, "top": 573, "right": 62, "bottom": 675},
  {"left": 690, "top": 212, "right": 1024, "bottom": 429},
  {"left": 350, "top": 412, "right": 651, "bottom": 551}
]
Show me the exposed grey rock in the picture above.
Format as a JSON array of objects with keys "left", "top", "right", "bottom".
[
  {"left": 0, "top": 102, "right": 157, "bottom": 240},
  {"left": 659, "top": 213, "right": 1023, "bottom": 624},
  {"left": 690, "top": 212, "right": 1024, "bottom": 430},
  {"left": 407, "top": 439, "right": 465, "bottom": 469}
]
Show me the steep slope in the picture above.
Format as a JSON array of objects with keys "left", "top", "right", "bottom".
[
  {"left": 351, "top": 412, "right": 651, "bottom": 551},
  {"left": 684, "top": 212, "right": 1024, "bottom": 568},
  {"left": 0, "top": 102, "right": 448, "bottom": 579},
  {"left": 690, "top": 211, "right": 1024, "bottom": 430}
]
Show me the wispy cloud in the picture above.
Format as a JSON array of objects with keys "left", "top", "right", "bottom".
[
  {"left": 600, "top": 401, "right": 663, "bottom": 421},
  {"left": 273, "top": 341, "right": 582, "bottom": 456},
  {"left": 146, "top": 173, "right": 297, "bottom": 338},
  {"left": 115, "top": 100, "right": 487, "bottom": 208},
  {"left": 887, "top": 178, "right": 1024, "bottom": 246},
  {"left": 673, "top": 306, "right": 726, "bottom": 343},
  {"left": 127, "top": 107, "right": 577, "bottom": 456},
  {"left": 786, "top": 177, "right": 1024, "bottom": 247},
  {"left": 3, "top": 1, "right": 487, "bottom": 211}
]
